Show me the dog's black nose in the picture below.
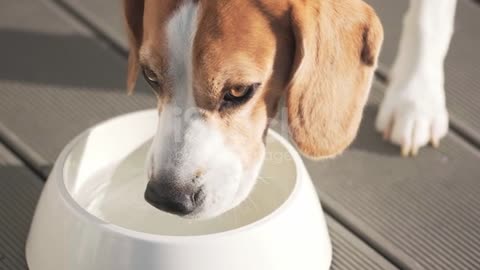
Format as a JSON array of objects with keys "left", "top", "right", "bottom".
[{"left": 144, "top": 181, "right": 204, "bottom": 216}]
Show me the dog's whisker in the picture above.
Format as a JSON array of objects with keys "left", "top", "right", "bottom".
[
  {"left": 247, "top": 197, "right": 260, "bottom": 213},
  {"left": 233, "top": 207, "right": 239, "bottom": 227},
  {"left": 258, "top": 176, "right": 272, "bottom": 184}
]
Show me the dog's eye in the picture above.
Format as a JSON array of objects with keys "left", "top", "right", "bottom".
[
  {"left": 222, "top": 83, "right": 260, "bottom": 108},
  {"left": 142, "top": 67, "right": 160, "bottom": 87},
  {"left": 228, "top": 86, "right": 250, "bottom": 98}
]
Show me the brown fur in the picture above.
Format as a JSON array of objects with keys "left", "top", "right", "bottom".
[
  {"left": 287, "top": 0, "right": 383, "bottom": 158},
  {"left": 124, "top": 0, "right": 144, "bottom": 93},
  {"left": 124, "top": 0, "right": 383, "bottom": 161}
]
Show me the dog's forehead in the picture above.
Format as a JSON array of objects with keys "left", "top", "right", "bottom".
[
  {"left": 140, "top": 0, "right": 290, "bottom": 109},
  {"left": 192, "top": 1, "right": 289, "bottom": 84},
  {"left": 140, "top": 0, "right": 288, "bottom": 60}
]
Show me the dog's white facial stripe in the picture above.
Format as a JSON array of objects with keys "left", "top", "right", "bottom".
[
  {"left": 148, "top": 1, "right": 256, "bottom": 218},
  {"left": 151, "top": 1, "right": 200, "bottom": 175},
  {"left": 166, "top": 1, "right": 198, "bottom": 108}
]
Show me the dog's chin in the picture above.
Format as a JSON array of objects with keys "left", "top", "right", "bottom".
[
  {"left": 178, "top": 195, "right": 243, "bottom": 220},
  {"left": 178, "top": 180, "right": 259, "bottom": 221},
  {"left": 180, "top": 201, "right": 241, "bottom": 220}
]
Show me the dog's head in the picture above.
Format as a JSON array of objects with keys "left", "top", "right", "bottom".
[{"left": 124, "top": 0, "right": 383, "bottom": 219}]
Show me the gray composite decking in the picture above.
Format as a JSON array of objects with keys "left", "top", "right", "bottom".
[
  {"left": 0, "top": 0, "right": 479, "bottom": 269},
  {"left": 0, "top": 0, "right": 400, "bottom": 269},
  {"left": 0, "top": 144, "right": 43, "bottom": 270},
  {"left": 0, "top": 0, "right": 155, "bottom": 177}
]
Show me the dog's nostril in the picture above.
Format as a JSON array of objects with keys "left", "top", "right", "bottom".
[
  {"left": 192, "top": 170, "right": 203, "bottom": 183},
  {"left": 192, "top": 188, "right": 205, "bottom": 205}
]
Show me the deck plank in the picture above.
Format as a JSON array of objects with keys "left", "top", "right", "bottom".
[
  {"left": 0, "top": 0, "right": 155, "bottom": 176},
  {"left": 0, "top": 144, "right": 42, "bottom": 270}
]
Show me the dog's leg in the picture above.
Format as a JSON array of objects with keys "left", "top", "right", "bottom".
[{"left": 376, "top": 0, "right": 457, "bottom": 156}]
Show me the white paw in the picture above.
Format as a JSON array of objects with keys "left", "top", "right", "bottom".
[{"left": 376, "top": 79, "right": 449, "bottom": 157}]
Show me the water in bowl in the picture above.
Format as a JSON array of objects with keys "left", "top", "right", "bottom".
[{"left": 70, "top": 137, "right": 296, "bottom": 236}]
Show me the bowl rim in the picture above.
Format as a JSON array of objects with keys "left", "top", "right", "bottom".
[{"left": 56, "top": 110, "right": 306, "bottom": 243}]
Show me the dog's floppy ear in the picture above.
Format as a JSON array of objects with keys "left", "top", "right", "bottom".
[
  {"left": 286, "top": 0, "right": 383, "bottom": 159},
  {"left": 124, "top": 0, "right": 144, "bottom": 94}
]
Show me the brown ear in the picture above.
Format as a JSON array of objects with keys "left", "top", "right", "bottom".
[
  {"left": 124, "top": 0, "right": 144, "bottom": 94},
  {"left": 286, "top": 0, "right": 383, "bottom": 159}
]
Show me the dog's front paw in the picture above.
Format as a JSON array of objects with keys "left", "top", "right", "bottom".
[{"left": 376, "top": 79, "right": 449, "bottom": 157}]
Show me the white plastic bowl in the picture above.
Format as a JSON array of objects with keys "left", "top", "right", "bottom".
[{"left": 26, "top": 110, "right": 332, "bottom": 270}]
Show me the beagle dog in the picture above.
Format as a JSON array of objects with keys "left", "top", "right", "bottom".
[{"left": 123, "top": 0, "right": 384, "bottom": 219}]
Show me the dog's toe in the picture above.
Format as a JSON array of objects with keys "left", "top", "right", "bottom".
[{"left": 376, "top": 87, "right": 449, "bottom": 157}]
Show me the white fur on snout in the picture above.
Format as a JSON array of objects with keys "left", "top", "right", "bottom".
[
  {"left": 150, "top": 104, "right": 244, "bottom": 218},
  {"left": 147, "top": 1, "right": 262, "bottom": 218}
]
